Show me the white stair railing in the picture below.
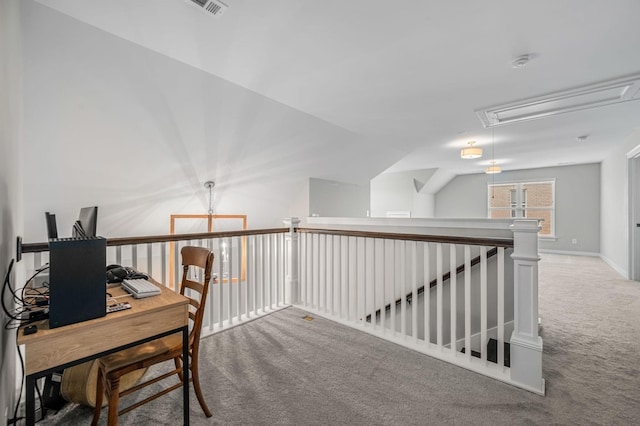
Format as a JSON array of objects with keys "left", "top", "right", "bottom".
[
  {"left": 292, "top": 221, "right": 544, "bottom": 395},
  {"left": 19, "top": 219, "right": 544, "bottom": 394}
]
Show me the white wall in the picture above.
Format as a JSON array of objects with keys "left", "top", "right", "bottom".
[
  {"left": 435, "top": 164, "right": 601, "bottom": 253},
  {"left": 309, "top": 178, "right": 369, "bottom": 217},
  {"left": 0, "top": 0, "right": 23, "bottom": 421},
  {"left": 370, "top": 169, "right": 437, "bottom": 218},
  {"left": 600, "top": 129, "right": 640, "bottom": 277},
  {"left": 20, "top": 1, "right": 400, "bottom": 242}
]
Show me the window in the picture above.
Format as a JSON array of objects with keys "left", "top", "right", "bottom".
[{"left": 488, "top": 180, "right": 555, "bottom": 237}]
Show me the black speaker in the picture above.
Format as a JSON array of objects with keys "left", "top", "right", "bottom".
[{"left": 48, "top": 237, "right": 106, "bottom": 328}]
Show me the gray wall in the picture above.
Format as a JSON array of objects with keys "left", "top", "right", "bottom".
[
  {"left": 0, "top": 0, "right": 22, "bottom": 421},
  {"left": 370, "top": 169, "right": 436, "bottom": 217},
  {"left": 309, "top": 178, "right": 370, "bottom": 217},
  {"left": 600, "top": 130, "right": 640, "bottom": 277},
  {"left": 435, "top": 164, "right": 601, "bottom": 253}
]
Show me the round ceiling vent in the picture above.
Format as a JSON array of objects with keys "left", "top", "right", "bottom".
[{"left": 511, "top": 54, "right": 530, "bottom": 69}]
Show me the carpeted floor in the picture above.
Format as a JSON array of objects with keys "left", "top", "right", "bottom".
[{"left": 39, "top": 253, "right": 640, "bottom": 425}]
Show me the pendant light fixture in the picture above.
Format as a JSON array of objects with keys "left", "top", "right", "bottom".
[
  {"left": 461, "top": 141, "right": 482, "bottom": 159},
  {"left": 485, "top": 161, "right": 502, "bottom": 174},
  {"left": 204, "top": 180, "right": 216, "bottom": 215}
]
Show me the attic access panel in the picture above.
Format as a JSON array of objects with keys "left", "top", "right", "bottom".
[{"left": 476, "top": 74, "right": 640, "bottom": 127}]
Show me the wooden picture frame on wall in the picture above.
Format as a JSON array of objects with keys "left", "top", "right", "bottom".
[{"left": 169, "top": 214, "right": 247, "bottom": 287}]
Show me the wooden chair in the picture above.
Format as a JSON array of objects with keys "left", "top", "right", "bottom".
[{"left": 92, "top": 246, "right": 214, "bottom": 425}]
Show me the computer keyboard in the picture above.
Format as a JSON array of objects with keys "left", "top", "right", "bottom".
[{"left": 121, "top": 278, "right": 161, "bottom": 298}]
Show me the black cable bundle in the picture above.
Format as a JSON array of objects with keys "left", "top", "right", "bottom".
[{"left": 2, "top": 259, "right": 48, "bottom": 424}]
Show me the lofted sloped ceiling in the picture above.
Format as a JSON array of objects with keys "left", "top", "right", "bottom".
[{"left": 35, "top": 0, "right": 640, "bottom": 179}]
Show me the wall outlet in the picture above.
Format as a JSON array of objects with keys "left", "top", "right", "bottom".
[
  {"left": 571, "top": 238, "right": 578, "bottom": 244},
  {"left": 30, "top": 271, "right": 50, "bottom": 288}
]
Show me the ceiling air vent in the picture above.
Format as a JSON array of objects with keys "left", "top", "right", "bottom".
[{"left": 185, "top": 0, "right": 228, "bottom": 16}]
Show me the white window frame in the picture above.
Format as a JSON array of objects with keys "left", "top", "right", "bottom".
[{"left": 488, "top": 179, "right": 556, "bottom": 238}]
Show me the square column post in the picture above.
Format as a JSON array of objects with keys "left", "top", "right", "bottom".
[
  {"left": 283, "top": 217, "right": 300, "bottom": 305},
  {"left": 510, "top": 219, "right": 545, "bottom": 395}
]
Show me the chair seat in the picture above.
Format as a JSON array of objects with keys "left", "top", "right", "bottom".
[{"left": 98, "top": 334, "right": 183, "bottom": 374}]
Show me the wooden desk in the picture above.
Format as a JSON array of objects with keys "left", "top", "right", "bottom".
[{"left": 18, "top": 284, "right": 190, "bottom": 425}]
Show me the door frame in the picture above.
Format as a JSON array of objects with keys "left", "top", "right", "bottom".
[{"left": 627, "top": 145, "right": 640, "bottom": 281}]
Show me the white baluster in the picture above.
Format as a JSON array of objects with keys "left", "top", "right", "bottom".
[
  {"left": 326, "top": 234, "right": 331, "bottom": 315},
  {"left": 400, "top": 240, "right": 406, "bottom": 337},
  {"left": 391, "top": 240, "right": 396, "bottom": 336},
  {"left": 218, "top": 239, "right": 224, "bottom": 327},
  {"left": 131, "top": 245, "right": 137, "bottom": 270},
  {"left": 116, "top": 246, "right": 122, "bottom": 266},
  {"left": 424, "top": 242, "right": 430, "bottom": 345},
  {"left": 372, "top": 238, "right": 376, "bottom": 330},
  {"left": 269, "top": 233, "right": 274, "bottom": 310},
  {"left": 337, "top": 235, "right": 342, "bottom": 319},
  {"left": 411, "top": 241, "right": 418, "bottom": 343},
  {"left": 235, "top": 236, "right": 241, "bottom": 321},
  {"left": 261, "top": 234, "right": 267, "bottom": 313},
  {"left": 308, "top": 233, "right": 313, "bottom": 309},
  {"left": 227, "top": 237, "right": 233, "bottom": 324},
  {"left": 279, "top": 233, "right": 283, "bottom": 306},
  {"left": 245, "top": 236, "right": 250, "bottom": 315},
  {"left": 173, "top": 242, "right": 180, "bottom": 292},
  {"left": 314, "top": 234, "right": 320, "bottom": 311},
  {"left": 450, "top": 244, "right": 457, "bottom": 353},
  {"left": 146, "top": 243, "right": 152, "bottom": 277},
  {"left": 277, "top": 233, "right": 281, "bottom": 307},
  {"left": 251, "top": 235, "right": 257, "bottom": 316},
  {"left": 345, "top": 236, "right": 351, "bottom": 322},
  {"left": 480, "top": 246, "right": 487, "bottom": 362},
  {"left": 308, "top": 233, "right": 312, "bottom": 308},
  {"left": 464, "top": 245, "right": 471, "bottom": 360},
  {"left": 436, "top": 243, "right": 443, "bottom": 348},
  {"left": 498, "top": 247, "right": 505, "bottom": 368},
  {"left": 381, "top": 240, "right": 386, "bottom": 333},
  {"left": 360, "top": 237, "right": 366, "bottom": 326},
  {"left": 302, "top": 233, "right": 307, "bottom": 307},
  {"left": 161, "top": 243, "right": 167, "bottom": 288}
]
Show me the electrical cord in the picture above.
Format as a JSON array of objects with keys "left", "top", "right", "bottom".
[
  {"left": 20, "top": 264, "right": 50, "bottom": 304},
  {"left": 2, "top": 259, "right": 32, "bottom": 323},
  {"left": 2, "top": 259, "right": 25, "bottom": 425},
  {"left": 3, "top": 259, "right": 48, "bottom": 423},
  {"left": 11, "top": 328, "right": 25, "bottom": 425},
  {"left": 3, "top": 260, "right": 51, "bottom": 329}
]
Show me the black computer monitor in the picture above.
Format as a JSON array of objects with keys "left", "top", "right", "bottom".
[
  {"left": 45, "top": 212, "right": 58, "bottom": 239},
  {"left": 72, "top": 206, "right": 98, "bottom": 238}
]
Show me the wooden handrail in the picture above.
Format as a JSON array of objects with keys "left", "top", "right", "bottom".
[
  {"left": 297, "top": 228, "right": 513, "bottom": 248},
  {"left": 365, "top": 247, "right": 503, "bottom": 322},
  {"left": 20, "top": 228, "right": 290, "bottom": 254},
  {"left": 22, "top": 226, "right": 514, "bottom": 255}
]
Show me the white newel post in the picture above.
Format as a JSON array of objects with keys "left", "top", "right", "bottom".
[
  {"left": 283, "top": 217, "right": 300, "bottom": 305},
  {"left": 510, "top": 219, "right": 545, "bottom": 395}
]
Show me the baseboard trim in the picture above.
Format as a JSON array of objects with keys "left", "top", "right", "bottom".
[
  {"left": 598, "top": 254, "right": 629, "bottom": 279},
  {"left": 538, "top": 249, "right": 629, "bottom": 279},
  {"left": 539, "top": 249, "right": 600, "bottom": 257}
]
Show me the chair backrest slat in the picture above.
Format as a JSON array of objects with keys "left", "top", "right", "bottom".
[{"left": 179, "top": 246, "right": 214, "bottom": 346}]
